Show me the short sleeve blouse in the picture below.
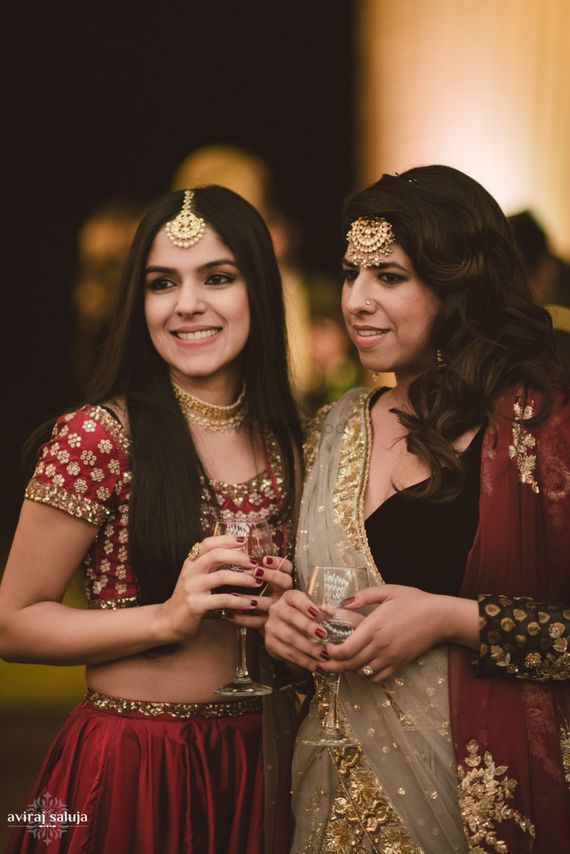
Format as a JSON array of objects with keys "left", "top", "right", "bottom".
[{"left": 24, "top": 405, "right": 136, "bottom": 608}]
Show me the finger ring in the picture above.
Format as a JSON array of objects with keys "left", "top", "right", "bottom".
[
  {"left": 361, "top": 664, "right": 375, "bottom": 678},
  {"left": 187, "top": 542, "right": 200, "bottom": 561}
]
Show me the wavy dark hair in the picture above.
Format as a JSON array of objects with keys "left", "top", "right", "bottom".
[
  {"left": 29, "top": 186, "right": 301, "bottom": 604},
  {"left": 344, "top": 165, "right": 565, "bottom": 500}
]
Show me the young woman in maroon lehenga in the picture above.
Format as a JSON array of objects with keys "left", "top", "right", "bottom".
[{"left": 0, "top": 186, "right": 302, "bottom": 853}]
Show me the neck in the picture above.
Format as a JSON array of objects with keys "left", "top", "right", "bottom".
[{"left": 170, "top": 368, "right": 242, "bottom": 406}]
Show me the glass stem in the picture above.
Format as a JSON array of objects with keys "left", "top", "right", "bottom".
[
  {"left": 323, "top": 673, "right": 342, "bottom": 734},
  {"left": 235, "top": 626, "right": 251, "bottom": 682}
]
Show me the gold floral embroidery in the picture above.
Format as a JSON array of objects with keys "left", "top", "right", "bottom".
[
  {"left": 89, "top": 406, "right": 131, "bottom": 453},
  {"left": 560, "top": 726, "right": 570, "bottom": 789},
  {"left": 25, "top": 480, "right": 109, "bottom": 526},
  {"left": 477, "top": 594, "right": 570, "bottom": 681},
  {"left": 309, "top": 678, "right": 420, "bottom": 853},
  {"left": 508, "top": 397, "right": 539, "bottom": 494},
  {"left": 324, "top": 746, "right": 422, "bottom": 853},
  {"left": 457, "top": 739, "right": 535, "bottom": 851},
  {"left": 303, "top": 403, "right": 333, "bottom": 477}
]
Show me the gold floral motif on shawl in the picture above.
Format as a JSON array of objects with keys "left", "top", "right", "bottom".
[
  {"left": 508, "top": 398, "right": 539, "bottom": 494},
  {"left": 457, "top": 740, "right": 535, "bottom": 852},
  {"left": 308, "top": 678, "right": 422, "bottom": 853}
]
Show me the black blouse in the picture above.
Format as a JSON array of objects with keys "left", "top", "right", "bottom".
[{"left": 364, "top": 422, "right": 485, "bottom": 596}]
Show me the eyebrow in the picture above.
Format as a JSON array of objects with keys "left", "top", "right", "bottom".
[
  {"left": 145, "top": 259, "right": 240, "bottom": 276},
  {"left": 342, "top": 258, "right": 410, "bottom": 273}
]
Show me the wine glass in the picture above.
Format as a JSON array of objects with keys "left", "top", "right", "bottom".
[
  {"left": 301, "top": 564, "right": 370, "bottom": 747},
  {"left": 213, "top": 516, "right": 275, "bottom": 697}
]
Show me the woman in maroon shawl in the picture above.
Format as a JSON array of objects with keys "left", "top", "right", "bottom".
[{"left": 266, "top": 166, "right": 569, "bottom": 852}]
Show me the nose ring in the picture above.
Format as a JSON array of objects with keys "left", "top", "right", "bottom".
[{"left": 365, "top": 299, "right": 372, "bottom": 306}]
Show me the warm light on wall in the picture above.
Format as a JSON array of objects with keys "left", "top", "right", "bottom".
[{"left": 357, "top": 0, "right": 570, "bottom": 255}]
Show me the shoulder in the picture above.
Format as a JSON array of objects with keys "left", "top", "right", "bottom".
[
  {"left": 26, "top": 405, "right": 131, "bottom": 526},
  {"left": 50, "top": 404, "right": 130, "bottom": 456}
]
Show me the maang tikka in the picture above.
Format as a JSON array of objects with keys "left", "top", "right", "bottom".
[
  {"left": 165, "top": 189, "right": 206, "bottom": 248},
  {"left": 346, "top": 217, "right": 395, "bottom": 267}
]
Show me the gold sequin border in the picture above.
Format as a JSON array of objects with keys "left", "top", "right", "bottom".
[
  {"left": 25, "top": 479, "right": 109, "bottom": 527},
  {"left": 331, "top": 390, "right": 384, "bottom": 584},
  {"left": 88, "top": 595, "right": 139, "bottom": 610},
  {"left": 85, "top": 689, "right": 262, "bottom": 719},
  {"left": 302, "top": 403, "right": 333, "bottom": 477}
]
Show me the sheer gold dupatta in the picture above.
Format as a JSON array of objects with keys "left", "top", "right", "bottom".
[{"left": 291, "top": 389, "right": 467, "bottom": 853}]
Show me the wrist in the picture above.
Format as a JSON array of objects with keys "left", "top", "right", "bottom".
[
  {"left": 436, "top": 595, "right": 479, "bottom": 650},
  {"left": 148, "top": 602, "right": 184, "bottom": 646}
]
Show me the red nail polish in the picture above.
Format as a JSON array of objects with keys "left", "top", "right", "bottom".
[
  {"left": 250, "top": 600, "right": 258, "bottom": 607},
  {"left": 315, "top": 627, "right": 327, "bottom": 639},
  {"left": 320, "top": 651, "right": 331, "bottom": 661},
  {"left": 263, "top": 556, "right": 274, "bottom": 566},
  {"left": 236, "top": 536, "right": 246, "bottom": 543},
  {"left": 254, "top": 567, "right": 265, "bottom": 578},
  {"left": 307, "top": 606, "right": 319, "bottom": 618},
  {"left": 341, "top": 596, "right": 356, "bottom": 607},
  {"left": 250, "top": 558, "right": 259, "bottom": 566}
]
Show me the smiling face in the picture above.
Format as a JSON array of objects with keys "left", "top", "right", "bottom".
[
  {"left": 144, "top": 225, "right": 250, "bottom": 395},
  {"left": 341, "top": 243, "right": 441, "bottom": 385}
]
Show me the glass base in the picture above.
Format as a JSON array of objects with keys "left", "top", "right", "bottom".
[
  {"left": 214, "top": 679, "right": 273, "bottom": 697},
  {"left": 300, "top": 728, "right": 356, "bottom": 747}
]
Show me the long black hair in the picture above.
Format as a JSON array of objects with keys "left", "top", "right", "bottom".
[
  {"left": 344, "top": 165, "right": 565, "bottom": 500},
  {"left": 83, "top": 185, "right": 301, "bottom": 603}
]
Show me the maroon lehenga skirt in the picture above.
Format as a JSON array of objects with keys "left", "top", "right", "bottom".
[{"left": 7, "top": 692, "right": 264, "bottom": 854}]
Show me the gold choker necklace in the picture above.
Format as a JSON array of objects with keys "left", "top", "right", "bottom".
[{"left": 172, "top": 383, "right": 247, "bottom": 432}]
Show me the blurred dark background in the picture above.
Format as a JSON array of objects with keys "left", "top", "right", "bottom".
[{"left": 1, "top": 3, "right": 356, "bottom": 561}]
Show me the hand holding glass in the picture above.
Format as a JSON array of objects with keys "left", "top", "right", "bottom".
[
  {"left": 213, "top": 517, "right": 274, "bottom": 697},
  {"left": 302, "top": 564, "right": 370, "bottom": 747}
]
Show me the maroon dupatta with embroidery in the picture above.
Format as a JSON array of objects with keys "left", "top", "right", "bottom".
[{"left": 449, "top": 388, "right": 570, "bottom": 852}]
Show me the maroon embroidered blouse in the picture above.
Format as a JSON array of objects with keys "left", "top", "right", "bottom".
[{"left": 25, "top": 405, "right": 290, "bottom": 609}]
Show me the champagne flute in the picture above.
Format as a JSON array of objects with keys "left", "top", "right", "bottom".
[
  {"left": 301, "top": 564, "right": 370, "bottom": 747},
  {"left": 213, "top": 516, "right": 274, "bottom": 697}
]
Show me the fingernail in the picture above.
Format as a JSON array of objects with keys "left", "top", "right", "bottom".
[
  {"left": 307, "top": 606, "right": 318, "bottom": 618},
  {"left": 254, "top": 567, "right": 265, "bottom": 578},
  {"left": 341, "top": 596, "right": 355, "bottom": 607},
  {"left": 320, "top": 651, "right": 331, "bottom": 661},
  {"left": 263, "top": 556, "right": 274, "bottom": 566},
  {"left": 250, "top": 558, "right": 259, "bottom": 566},
  {"left": 236, "top": 536, "right": 246, "bottom": 543},
  {"left": 250, "top": 600, "right": 258, "bottom": 607},
  {"left": 315, "top": 627, "right": 327, "bottom": 639}
]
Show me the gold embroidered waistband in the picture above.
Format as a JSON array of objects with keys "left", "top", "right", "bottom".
[{"left": 85, "top": 689, "right": 262, "bottom": 719}]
